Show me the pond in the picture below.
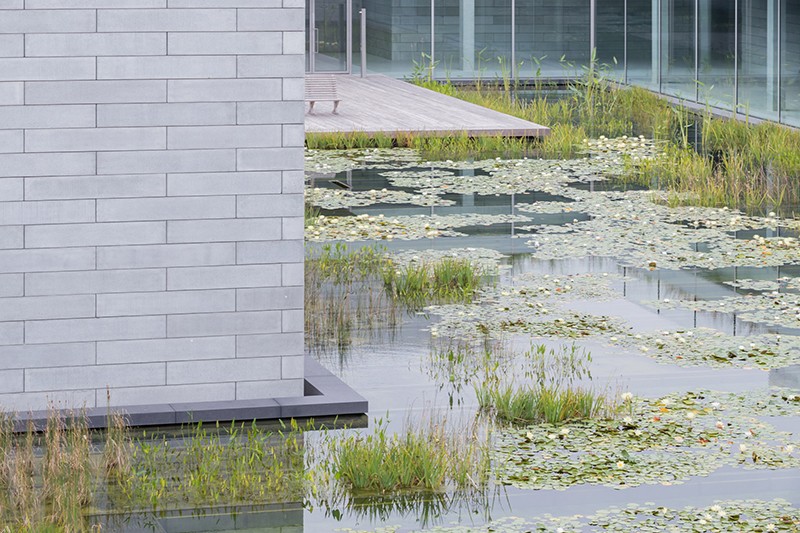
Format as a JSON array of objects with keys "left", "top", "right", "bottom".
[
  {"left": 16, "top": 140, "right": 800, "bottom": 532},
  {"left": 300, "top": 142, "right": 800, "bottom": 532}
]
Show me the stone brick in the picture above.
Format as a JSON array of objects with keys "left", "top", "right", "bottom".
[
  {"left": 25, "top": 363, "right": 166, "bottom": 392},
  {"left": 25, "top": 174, "right": 166, "bottom": 200},
  {"left": 97, "top": 243, "right": 235, "bottom": 269},
  {"left": 26, "top": 221, "right": 165, "bottom": 248},
  {"left": 166, "top": 357, "right": 281, "bottom": 385},
  {"left": 167, "top": 264, "right": 280, "bottom": 290},
  {"left": 0, "top": 295, "right": 95, "bottom": 321},
  {"left": 26, "top": 80, "right": 167, "bottom": 105},
  {"left": 97, "top": 149, "right": 236, "bottom": 175},
  {"left": 237, "top": 9, "right": 304, "bottom": 31},
  {"left": 26, "top": 33, "right": 166, "bottom": 57},
  {"left": 237, "top": 240, "right": 303, "bottom": 264},
  {"left": 167, "top": 218, "right": 281, "bottom": 243},
  {"left": 97, "top": 336, "right": 235, "bottom": 365},
  {"left": 167, "top": 79, "right": 281, "bottom": 102},
  {"left": 97, "top": 196, "right": 235, "bottom": 222},
  {"left": 0, "top": 10, "right": 96, "bottom": 34},
  {"left": 167, "top": 171, "right": 280, "bottom": 196},
  {"left": 25, "top": 127, "right": 166, "bottom": 153},
  {"left": 0, "top": 248, "right": 95, "bottom": 274},
  {"left": 168, "top": 32, "right": 282, "bottom": 55},
  {"left": 25, "top": 316, "right": 166, "bottom": 344},
  {"left": 98, "top": 102, "right": 235, "bottom": 127},
  {"left": 98, "top": 289, "right": 235, "bottom": 317},
  {"left": 168, "top": 125, "right": 281, "bottom": 150},
  {"left": 97, "top": 9, "right": 236, "bottom": 32},
  {"left": 98, "top": 56, "right": 236, "bottom": 80},
  {"left": 236, "top": 193, "right": 303, "bottom": 218},
  {"left": 235, "top": 286, "right": 303, "bottom": 311},
  {"left": 236, "top": 332, "right": 302, "bottom": 357},
  {"left": 0, "top": 58, "right": 95, "bottom": 81},
  {"left": 26, "top": 269, "right": 166, "bottom": 296},
  {"left": 167, "top": 310, "right": 281, "bottom": 337}
]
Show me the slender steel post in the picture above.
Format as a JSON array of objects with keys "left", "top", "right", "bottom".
[
  {"left": 624, "top": 0, "right": 628, "bottom": 84},
  {"left": 511, "top": 0, "right": 516, "bottom": 80},
  {"left": 430, "top": 0, "right": 435, "bottom": 78},
  {"left": 346, "top": 0, "right": 353, "bottom": 74},
  {"left": 694, "top": 0, "right": 699, "bottom": 102},
  {"left": 778, "top": 0, "right": 782, "bottom": 123},
  {"left": 590, "top": 0, "right": 596, "bottom": 66},
  {"left": 657, "top": 0, "right": 662, "bottom": 94},
  {"left": 734, "top": 0, "right": 739, "bottom": 116},
  {"left": 360, "top": 8, "right": 366, "bottom": 77}
]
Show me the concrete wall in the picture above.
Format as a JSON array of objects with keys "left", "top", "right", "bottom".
[{"left": 0, "top": 0, "right": 306, "bottom": 412}]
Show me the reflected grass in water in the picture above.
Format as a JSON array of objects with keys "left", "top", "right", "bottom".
[{"left": 305, "top": 243, "right": 401, "bottom": 353}]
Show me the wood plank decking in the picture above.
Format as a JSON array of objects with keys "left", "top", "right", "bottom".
[{"left": 304, "top": 75, "right": 549, "bottom": 138}]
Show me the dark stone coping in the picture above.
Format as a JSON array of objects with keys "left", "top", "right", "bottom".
[{"left": 14, "top": 357, "right": 367, "bottom": 431}]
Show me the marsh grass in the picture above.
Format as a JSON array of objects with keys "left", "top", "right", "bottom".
[
  {"left": 305, "top": 243, "right": 401, "bottom": 352},
  {"left": 305, "top": 245, "right": 491, "bottom": 352},
  {"left": 324, "top": 416, "right": 490, "bottom": 494},
  {"left": 306, "top": 130, "right": 538, "bottom": 160},
  {"left": 476, "top": 344, "right": 616, "bottom": 424},
  {"left": 116, "top": 420, "right": 309, "bottom": 509},
  {"left": 382, "top": 257, "right": 490, "bottom": 309}
]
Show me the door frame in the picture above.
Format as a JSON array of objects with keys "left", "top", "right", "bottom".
[{"left": 307, "top": 0, "right": 353, "bottom": 74}]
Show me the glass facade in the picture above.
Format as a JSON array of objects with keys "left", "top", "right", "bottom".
[{"left": 326, "top": 0, "right": 800, "bottom": 126}]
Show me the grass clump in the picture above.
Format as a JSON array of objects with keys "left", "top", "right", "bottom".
[
  {"left": 382, "top": 257, "right": 490, "bottom": 309},
  {"left": 326, "top": 416, "right": 489, "bottom": 494},
  {"left": 476, "top": 344, "right": 615, "bottom": 424}
]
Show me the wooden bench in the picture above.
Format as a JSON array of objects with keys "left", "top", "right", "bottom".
[{"left": 305, "top": 75, "right": 341, "bottom": 114}]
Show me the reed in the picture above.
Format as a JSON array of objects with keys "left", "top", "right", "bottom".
[
  {"left": 325, "top": 416, "right": 489, "bottom": 494},
  {"left": 476, "top": 344, "right": 615, "bottom": 424},
  {"left": 382, "top": 257, "right": 489, "bottom": 309}
]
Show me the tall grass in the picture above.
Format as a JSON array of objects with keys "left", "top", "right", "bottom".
[
  {"left": 325, "top": 416, "right": 489, "bottom": 494},
  {"left": 476, "top": 344, "right": 616, "bottom": 424},
  {"left": 305, "top": 243, "right": 400, "bottom": 352},
  {"left": 382, "top": 257, "right": 489, "bottom": 309}
]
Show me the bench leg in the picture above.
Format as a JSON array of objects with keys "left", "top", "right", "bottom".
[
  {"left": 308, "top": 101, "right": 315, "bottom": 114},
  {"left": 333, "top": 100, "right": 340, "bottom": 114}
]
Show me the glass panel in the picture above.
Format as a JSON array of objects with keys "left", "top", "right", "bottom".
[
  {"left": 738, "top": 0, "right": 779, "bottom": 121},
  {"left": 596, "top": 0, "right": 625, "bottom": 81},
  {"left": 362, "top": 0, "right": 431, "bottom": 78},
  {"left": 626, "top": 0, "right": 658, "bottom": 90},
  {"left": 434, "top": 0, "right": 465, "bottom": 78},
  {"left": 661, "top": 0, "right": 696, "bottom": 99},
  {"left": 472, "top": 0, "right": 512, "bottom": 81},
  {"left": 781, "top": 1, "right": 800, "bottom": 126},
  {"left": 314, "top": 0, "right": 350, "bottom": 72},
  {"left": 352, "top": 0, "right": 364, "bottom": 75},
  {"left": 698, "top": 0, "right": 735, "bottom": 109},
  {"left": 515, "top": 0, "right": 590, "bottom": 78}
]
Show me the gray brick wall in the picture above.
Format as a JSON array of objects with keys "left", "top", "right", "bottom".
[{"left": 0, "top": 1, "right": 305, "bottom": 412}]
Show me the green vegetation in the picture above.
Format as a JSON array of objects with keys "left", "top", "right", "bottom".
[
  {"left": 116, "top": 420, "right": 308, "bottom": 509},
  {"left": 382, "top": 257, "right": 488, "bottom": 309},
  {"left": 305, "top": 243, "right": 398, "bottom": 352},
  {"left": 412, "top": 61, "right": 800, "bottom": 211},
  {"left": 324, "top": 417, "right": 489, "bottom": 493},
  {"left": 476, "top": 344, "right": 615, "bottom": 424},
  {"left": 0, "top": 412, "right": 312, "bottom": 532},
  {"left": 305, "top": 244, "right": 492, "bottom": 351},
  {"left": 305, "top": 130, "right": 537, "bottom": 159}
]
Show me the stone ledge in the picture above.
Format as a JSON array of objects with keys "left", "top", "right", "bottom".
[{"left": 14, "top": 356, "right": 367, "bottom": 431}]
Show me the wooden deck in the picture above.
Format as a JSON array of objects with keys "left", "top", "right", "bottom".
[{"left": 304, "top": 75, "right": 549, "bottom": 138}]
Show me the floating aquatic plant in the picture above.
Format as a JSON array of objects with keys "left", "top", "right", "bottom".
[{"left": 493, "top": 389, "right": 800, "bottom": 491}]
